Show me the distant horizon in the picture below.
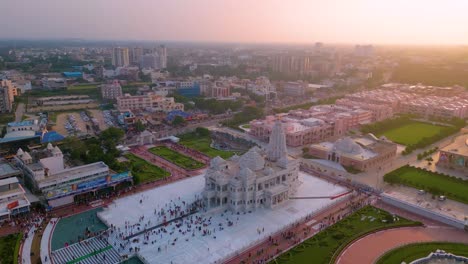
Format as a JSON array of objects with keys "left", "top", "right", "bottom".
[
  {"left": 1, "top": 0, "right": 468, "bottom": 46},
  {"left": 1, "top": 37, "right": 468, "bottom": 47}
]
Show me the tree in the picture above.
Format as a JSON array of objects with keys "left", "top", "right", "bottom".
[
  {"left": 195, "top": 127, "right": 210, "bottom": 137},
  {"left": 135, "top": 120, "right": 145, "bottom": 132},
  {"left": 100, "top": 127, "right": 124, "bottom": 144},
  {"left": 172, "top": 116, "right": 186, "bottom": 126}
]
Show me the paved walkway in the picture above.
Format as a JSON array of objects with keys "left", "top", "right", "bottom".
[
  {"left": 336, "top": 226, "right": 468, "bottom": 264},
  {"left": 224, "top": 194, "right": 371, "bottom": 264}
]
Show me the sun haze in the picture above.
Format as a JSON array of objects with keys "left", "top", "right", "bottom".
[{"left": 1, "top": 0, "right": 467, "bottom": 44}]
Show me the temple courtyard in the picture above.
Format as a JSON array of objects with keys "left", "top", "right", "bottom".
[{"left": 97, "top": 171, "right": 349, "bottom": 264}]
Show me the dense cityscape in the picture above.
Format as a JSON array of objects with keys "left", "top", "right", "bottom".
[{"left": 1, "top": 1, "right": 468, "bottom": 264}]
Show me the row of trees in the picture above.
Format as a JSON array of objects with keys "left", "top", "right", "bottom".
[
  {"left": 360, "top": 115, "right": 415, "bottom": 135},
  {"left": 417, "top": 147, "right": 439, "bottom": 160},
  {"left": 61, "top": 127, "right": 125, "bottom": 171},
  {"left": 222, "top": 106, "right": 264, "bottom": 128},
  {"left": 384, "top": 166, "right": 468, "bottom": 203}
]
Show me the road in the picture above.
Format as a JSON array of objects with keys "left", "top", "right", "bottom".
[{"left": 15, "top": 102, "right": 25, "bottom": 122}]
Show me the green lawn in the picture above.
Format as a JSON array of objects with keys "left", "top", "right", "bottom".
[
  {"left": 384, "top": 166, "right": 468, "bottom": 204},
  {"left": 377, "top": 122, "right": 445, "bottom": 146},
  {"left": 0, "top": 233, "right": 22, "bottom": 264},
  {"left": 0, "top": 114, "right": 15, "bottom": 125},
  {"left": 68, "top": 84, "right": 99, "bottom": 90},
  {"left": 272, "top": 206, "right": 421, "bottom": 264},
  {"left": 124, "top": 153, "right": 170, "bottom": 183},
  {"left": 149, "top": 146, "right": 205, "bottom": 170},
  {"left": 376, "top": 242, "right": 468, "bottom": 264},
  {"left": 178, "top": 133, "right": 237, "bottom": 159}
]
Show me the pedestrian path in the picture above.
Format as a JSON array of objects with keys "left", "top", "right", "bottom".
[{"left": 51, "top": 236, "right": 121, "bottom": 264}]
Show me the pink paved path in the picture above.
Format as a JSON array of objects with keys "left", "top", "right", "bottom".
[{"left": 337, "top": 226, "right": 468, "bottom": 264}]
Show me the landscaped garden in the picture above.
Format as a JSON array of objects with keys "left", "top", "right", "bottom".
[
  {"left": 124, "top": 153, "right": 170, "bottom": 183},
  {"left": 272, "top": 206, "right": 421, "bottom": 264},
  {"left": 384, "top": 165, "right": 468, "bottom": 204},
  {"left": 178, "top": 128, "right": 237, "bottom": 159},
  {"left": 149, "top": 146, "right": 205, "bottom": 170},
  {"left": 0, "top": 233, "right": 22, "bottom": 264},
  {"left": 376, "top": 242, "right": 468, "bottom": 264}
]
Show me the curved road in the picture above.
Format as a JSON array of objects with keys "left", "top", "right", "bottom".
[{"left": 336, "top": 226, "right": 468, "bottom": 264}]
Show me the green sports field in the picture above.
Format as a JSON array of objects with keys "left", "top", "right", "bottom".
[{"left": 377, "top": 122, "right": 445, "bottom": 146}]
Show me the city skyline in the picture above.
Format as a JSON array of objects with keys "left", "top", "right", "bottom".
[{"left": 1, "top": 0, "right": 468, "bottom": 45}]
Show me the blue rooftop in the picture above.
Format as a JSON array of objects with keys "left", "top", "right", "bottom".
[
  {"left": 7, "top": 120, "right": 36, "bottom": 127},
  {"left": 63, "top": 72, "right": 83, "bottom": 78},
  {"left": 40, "top": 131, "right": 65, "bottom": 143}
]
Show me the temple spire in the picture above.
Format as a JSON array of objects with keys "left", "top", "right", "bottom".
[{"left": 266, "top": 120, "right": 287, "bottom": 162}]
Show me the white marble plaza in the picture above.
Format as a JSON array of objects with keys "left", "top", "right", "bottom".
[{"left": 98, "top": 172, "right": 349, "bottom": 264}]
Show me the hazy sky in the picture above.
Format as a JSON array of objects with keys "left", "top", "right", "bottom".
[{"left": 1, "top": 0, "right": 468, "bottom": 44}]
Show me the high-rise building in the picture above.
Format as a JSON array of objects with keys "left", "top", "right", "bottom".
[
  {"left": 0, "top": 79, "right": 18, "bottom": 113},
  {"left": 140, "top": 53, "right": 160, "bottom": 69},
  {"left": 272, "top": 55, "right": 310, "bottom": 75},
  {"left": 130, "top": 47, "right": 144, "bottom": 65},
  {"left": 112, "top": 47, "right": 130, "bottom": 67},
  {"left": 158, "top": 45, "right": 167, "bottom": 69}
]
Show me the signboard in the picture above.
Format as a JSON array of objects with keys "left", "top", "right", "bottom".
[{"left": 7, "top": 200, "right": 19, "bottom": 209}]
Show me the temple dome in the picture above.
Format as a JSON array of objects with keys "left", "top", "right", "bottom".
[
  {"left": 239, "top": 147, "right": 265, "bottom": 171},
  {"left": 210, "top": 156, "right": 226, "bottom": 169},
  {"left": 239, "top": 167, "right": 255, "bottom": 179},
  {"left": 333, "top": 137, "right": 363, "bottom": 155},
  {"left": 17, "top": 148, "right": 24, "bottom": 156}
]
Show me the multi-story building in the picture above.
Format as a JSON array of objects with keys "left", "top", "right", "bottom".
[
  {"left": 272, "top": 55, "right": 310, "bottom": 75},
  {"left": 308, "top": 134, "right": 397, "bottom": 172},
  {"left": 0, "top": 79, "right": 18, "bottom": 113},
  {"left": 203, "top": 121, "right": 300, "bottom": 212},
  {"left": 14, "top": 144, "right": 132, "bottom": 208},
  {"left": 158, "top": 45, "right": 167, "bottom": 69},
  {"left": 283, "top": 81, "right": 306, "bottom": 97},
  {"left": 0, "top": 177, "right": 30, "bottom": 222},
  {"left": 211, "top": 86, "right": 230, "bottom": 98},
  {"left": 335, "top": 98, "right": 393, "bottom": 122},
  {"left": 400, "top": 96, "right": 468, "bottom": 119},
  {"left": 176, "top": 81, "right": 200, "bottom": 97},
  {"left": 101, "top": 80, "right": 123, "bottom": 100},
  {"left": 140, "top": 53, "right": 160, "bottom": 69},
  {"left": 116, "top": 93, "right": 184, "bottom": 112},
  {"left": 112, "top": 47, "right": 130, "bottom": 67},
  {"left": 130, "top": 47, "right": 144, "bottom": 65},
  {"left": 250, "top": 105, "right": 373, "bottom": 147},
  {"left": 0, "top": 160, "right": 22, "bottom": 180},
  {"left": 437, "top": 134, "right": 468, "bottom": 173}
]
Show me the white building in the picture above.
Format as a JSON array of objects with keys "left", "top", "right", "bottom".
[
  {"left": 203, "top": 120, "right": 300, "bottom": 212},
  {"left": 112, "top": 47, "right": 130, "bottom": 67},
  {"left": 0, "top": 177, "right": 30, "bottom": 222},
  {"left": 14, "top": 144, "right": 132, "bottom": 208}
]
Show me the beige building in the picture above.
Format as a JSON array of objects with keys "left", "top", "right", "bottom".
[
  {"left": 116, "top": 93, "right": 184, "bottom": 112},
  {"left": 0, "top": 79, "right": 18, "bottom": 113},
  {"left": 308, "top": 134, "right": 397, "bottom": 172},
  {"left": 112, "top": 47, "right": 130, "bottom": 67},
  {"left": 101, "top": 80, "right": 123, "bottom": 100}
]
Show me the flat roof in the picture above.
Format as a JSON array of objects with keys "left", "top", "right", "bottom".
[
  {"left": 7, "top": 120, "right": 36, "bottom": 127},
  {"left": 38, "top": 162, "right": 109, "bottom": 187},
  {"left": 0, "top": 177, "right": 19, "bottom": 186},
  {"left": 0, "top": 162, "right": 21, "bottom": 177},
  {"left": 440, "top": 134, "right": 468, "bottom": 157}
]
